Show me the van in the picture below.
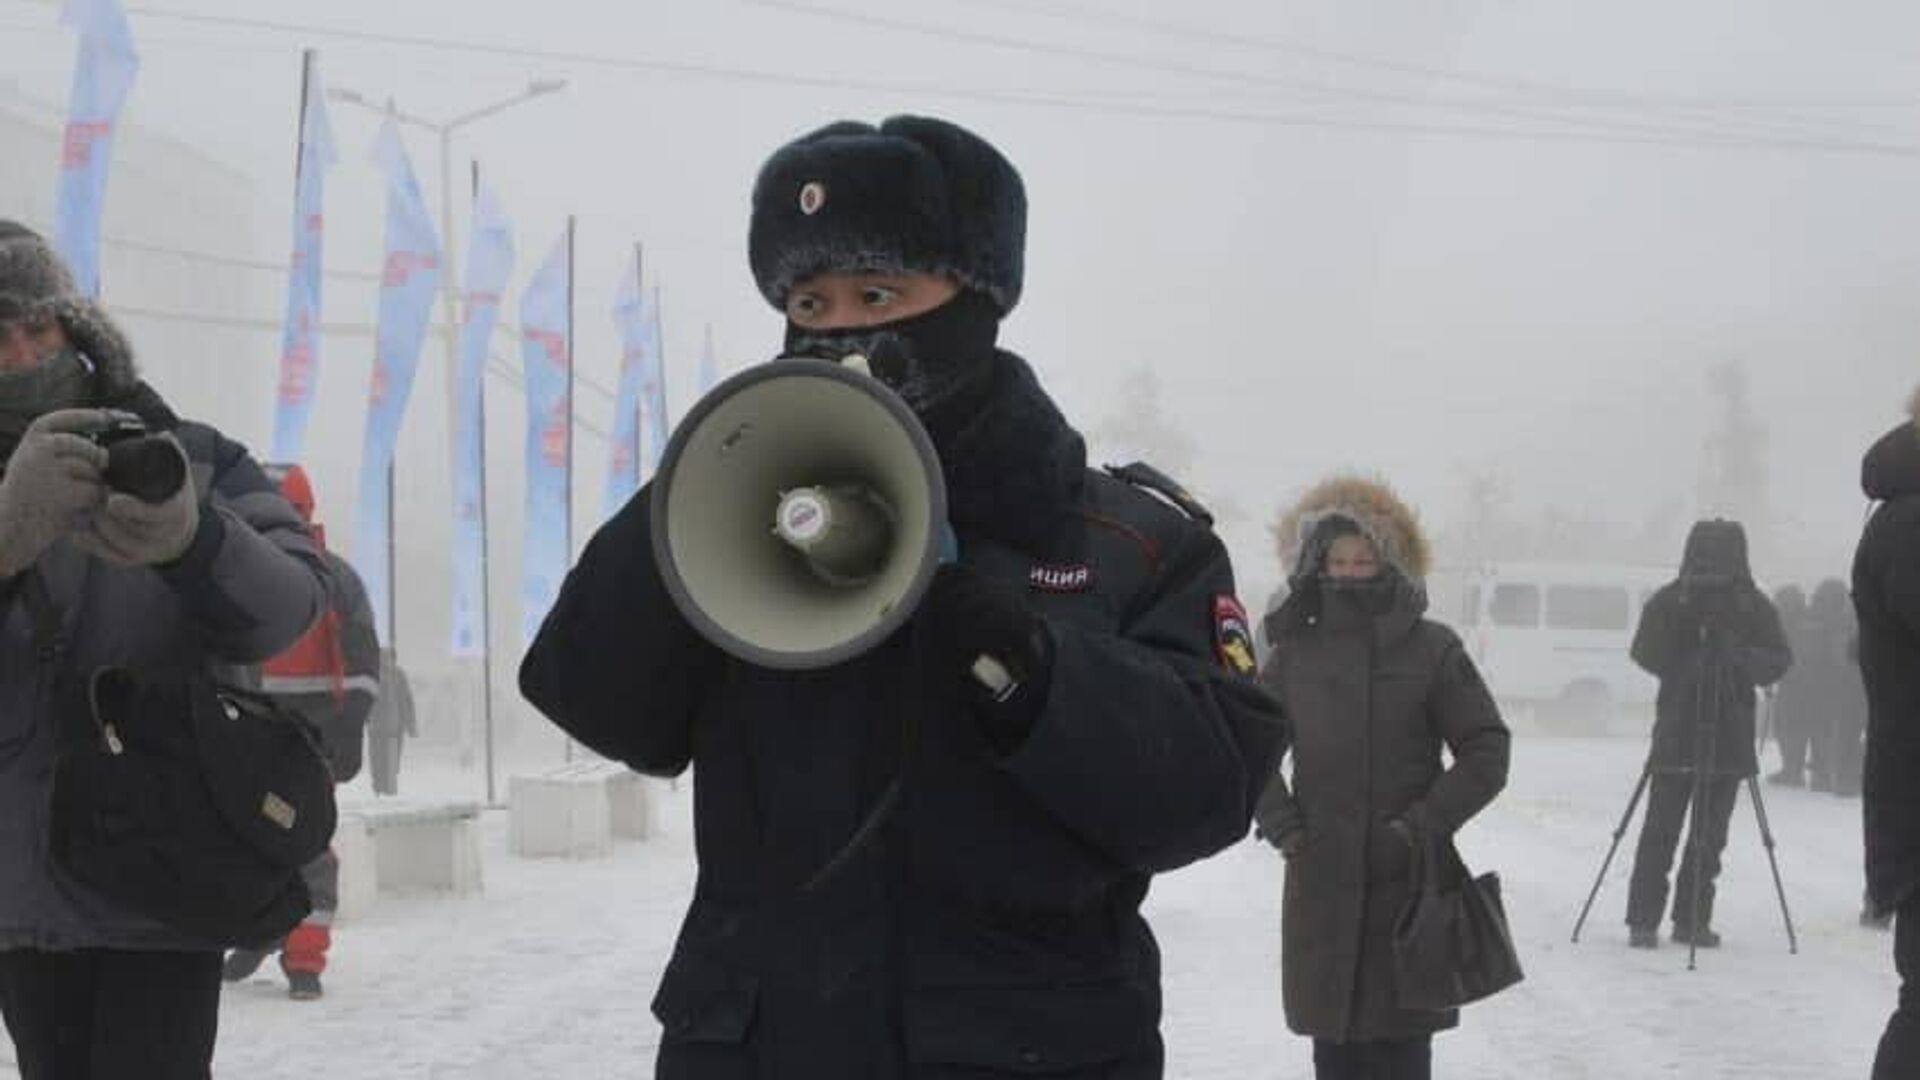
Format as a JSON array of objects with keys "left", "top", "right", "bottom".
[{"left": 1434, "top": 562, "right": 1674, "bottom": 735}]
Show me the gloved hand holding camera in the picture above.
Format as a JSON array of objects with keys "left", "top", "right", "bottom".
[
  {"left": 0, "top": 408, "right": 110, "bottom": 577},
  {"left": 70, "top": 413, "right": 197, "bottom": 567},
  {"left": 0, "top": 408, "right": 197, "bottom": 575}
]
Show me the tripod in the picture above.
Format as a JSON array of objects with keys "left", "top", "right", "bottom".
[{"left": 1571, "top": 624, "right": 1798, "bottom": 969}]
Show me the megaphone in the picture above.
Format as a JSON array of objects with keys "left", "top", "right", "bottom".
[{"left": 651, "top": 358, "right": 949, "bottom": 671}]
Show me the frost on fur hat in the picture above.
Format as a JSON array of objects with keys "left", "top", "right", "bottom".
[
  {"left": 748, "top": 115, "right": 1026, "bottom": 316},
  {"left": 0, "top": 220, "right": 137, "bottom": 395},
  {"left": 1274, "top": 474, "right": 1433, "bottom": 584}
]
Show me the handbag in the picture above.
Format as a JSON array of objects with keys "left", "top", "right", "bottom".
[
  {"left": 1391, "top": 830, "right": 1525, "bottom": 1010},
  {"left": 25, "top": 570, "right": 338, "bottom": 948}
]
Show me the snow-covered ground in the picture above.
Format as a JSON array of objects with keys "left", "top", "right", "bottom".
[{"left": 2, "top": 735, "right": 1897, "bottom": 1078}]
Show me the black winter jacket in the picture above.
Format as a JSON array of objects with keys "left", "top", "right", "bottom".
[
  {"left": 1633, "top": 525, "right": 1792, "bottom": 778},
  {"left": 520, "top": 354, "right": 1283, "bottom": 1079},
  {"left": 1855, "top": 418, "right": 1920, "bottom": 912},
  {"left": 0, "top": 385, "right": 327, "bottom": 951}
]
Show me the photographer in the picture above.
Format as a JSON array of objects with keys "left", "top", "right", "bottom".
[
  {"left": 521, "top": 116, "right": 1283, "bottom": 1077},
  {"left": 1855, "top": 389, "right": 1920, "bottom": 1078},
  {"left": 1624, "top": 520, "right": 1792, "bottom": 949},
  {"left": 0, "top": 221, "right": 327, "bottom": 1078}
]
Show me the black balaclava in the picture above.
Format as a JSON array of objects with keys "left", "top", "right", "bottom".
[{"left": 783, "top": 289, "right": 1001, "bottom": 444}]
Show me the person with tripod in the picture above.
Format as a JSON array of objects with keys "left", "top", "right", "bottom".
[{"left": 1624, "top": 520, "right": 1792, "bottom": 950}]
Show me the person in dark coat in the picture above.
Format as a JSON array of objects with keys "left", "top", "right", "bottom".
[
  {"left": 1624, "top": 520, "right": 1792, "bottom": 949},
  {"left": 1766, "top": 584, "right": 1818, "bottom": 787},
  {"left": 367, "top": 647, "right": 417, "bottom": 796},
  {"left": 0, "top": 222, "right": 328, "bottom": 1078},
  {"left": 1253, "top": 476, "right": 1510, "bottom": 1080},
  {"left": 519, "top": 116, "right": 1284, "bottom": 1080},
  {"left": 1854, "top": 389, "right": 1920, "bottom": 1079},
  {"left": 1805, "top": 578, "right": 1867, "bottom": 797}
]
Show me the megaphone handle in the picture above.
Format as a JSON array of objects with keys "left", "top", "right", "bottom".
[{"left": 971, "top": 655, "right": 1016, "bottom": 702}]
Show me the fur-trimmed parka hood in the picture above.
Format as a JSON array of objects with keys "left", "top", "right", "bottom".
[{"left": 1273, "top": 474, "right": 1432, "bottom": 585}]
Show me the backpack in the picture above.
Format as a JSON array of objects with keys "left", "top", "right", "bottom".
[
  {"left": 258, "top": 545, "right": 365, "bottom": 780},
  {"left": 28, "top": 573, "right": 337, "bottom": 948},
  {"left": 259, "top": 598, "right": 347, "bottom": 702}
]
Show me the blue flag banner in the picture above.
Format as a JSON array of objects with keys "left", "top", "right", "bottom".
[
  {"left": 605, "top": 256, "right": 647, "bottom": 519},
  {"left": 352, "top": 117, "right": 442, "bottom": 647},
  {"left": 643, "top": 284, "right": 669, "bottom": 478},
  {"left": 449, "top": 182, "right": 515, "bottom": 658},
  {"left": 270, "top": 55, "right": 338, "bottom": 464},
  {"left": 520, "top": 228, "right": 572, "bottom": 646},
  {"left": 53, "top": 0, "right": 139, "bottom": 298}
]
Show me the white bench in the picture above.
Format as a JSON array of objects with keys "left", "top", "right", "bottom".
[
  {"left": 332, "top": 799, "right": 486, "bottom": 920},
  {"left": 508, "top": 761, "right": 656, "bottom": 859}
]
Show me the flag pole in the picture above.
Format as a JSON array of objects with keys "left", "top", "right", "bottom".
[
  {"left": 292, "top": 50, "right": 313, "bottom": 230},
  {"left": 562, "top": 214, "right": 577, "bottom": 764},
  {"left": 383, "top": 98, "right": 400, "bottom": 654},
  {"left": 474, "top": 159, "right": 499, "bottom": 805}
]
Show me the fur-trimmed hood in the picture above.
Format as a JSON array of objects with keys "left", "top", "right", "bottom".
[{"left": 1273, "top": 474, "right": 1432, "bottom": 584}]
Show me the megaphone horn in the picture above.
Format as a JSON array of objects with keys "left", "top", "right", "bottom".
[{"left": 652, "top": 359, "right": 948, "bottom": 671}]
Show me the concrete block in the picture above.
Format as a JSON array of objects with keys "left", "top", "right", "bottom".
[
  {"left": 331, "top": 813, "right": 378, "bottom": 922},
  {"left": 509, "top": 766, "right": 613, "bottom": 859},
  {"left": 605, "top": 769, "right": 655, "bottom": 841}
]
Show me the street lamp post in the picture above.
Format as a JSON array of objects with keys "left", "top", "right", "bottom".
[{"left": 328, "top": 80, "right": 566, "bottom": 801}]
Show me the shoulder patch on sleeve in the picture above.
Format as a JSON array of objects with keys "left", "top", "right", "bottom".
[
  {"left": 1213, "top": 595, "right": 1257, "bottom": 675},
  {"left": 1104, "top": 462, "right": 1213, "bottom": 526}
]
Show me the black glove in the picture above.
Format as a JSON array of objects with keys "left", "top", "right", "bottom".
[{"left": 920, "top": 563, "right": 1055, "bottom": 755}]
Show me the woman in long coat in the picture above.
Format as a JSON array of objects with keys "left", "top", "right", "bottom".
[{"left": 1255, "top": 476, "right": 1510, "bottom": 1080}]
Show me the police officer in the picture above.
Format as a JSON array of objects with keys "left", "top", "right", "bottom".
[{"left": 520, "top": 116, "right": 1283, "bottom": 1079}]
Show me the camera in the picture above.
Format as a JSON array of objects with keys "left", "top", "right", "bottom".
[{"left": 88, "top": 411, "right": 187, "bottom": 504}]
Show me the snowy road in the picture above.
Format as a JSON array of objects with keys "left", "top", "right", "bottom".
[{"left": 3, "top": 736, "right": 1895, "bottom": 1078}]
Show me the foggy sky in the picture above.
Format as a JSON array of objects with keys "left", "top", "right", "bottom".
[{"left": 5, "top": 0, "right": 1918, "bottom": 609}]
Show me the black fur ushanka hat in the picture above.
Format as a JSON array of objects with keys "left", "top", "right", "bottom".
[{"left": 748, "top": 115, "right": 1027, "bottom": 316}]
